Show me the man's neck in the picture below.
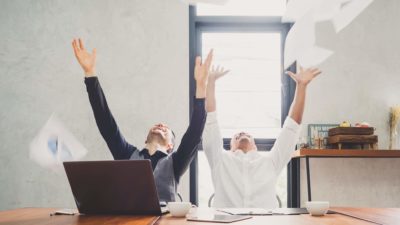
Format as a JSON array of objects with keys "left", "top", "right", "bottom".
[{"left": 145, "top": 141, "right": 169, "bottom": 156}]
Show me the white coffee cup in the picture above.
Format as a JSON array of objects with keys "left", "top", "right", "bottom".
[
  {"left": 305, "top": 201, "right": 330, "bottom": 216},
  {"left": 167, "top": 202, "right": 192, "bottom": 217}
]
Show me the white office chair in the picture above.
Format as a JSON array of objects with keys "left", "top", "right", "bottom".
[{"left": 176, "top": 193, "right": 183, "bottom": 202}]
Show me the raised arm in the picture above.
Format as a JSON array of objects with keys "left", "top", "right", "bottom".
[
  {"left": 205, "top": 66, "right": 230, "bottom": 112},
  {"left": 171, "top": 50, "right": 213, "bottom": 180},
  {"left": 269, "top": 67, "right": 321, "bottom": 173},
  {"left": 203, "top": 66, "right": 230, "bottom": 169},
  {"left": 72, "top": 39, "right": 137, "bottom": 159},
  {"left": 287, "top": 67, "right": 321, "bottom": 124}
]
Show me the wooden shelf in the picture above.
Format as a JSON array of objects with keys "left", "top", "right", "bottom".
[{"left": 292, "top": 149, "right": 400, "bottom": 158}]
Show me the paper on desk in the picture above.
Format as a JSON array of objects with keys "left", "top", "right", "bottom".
[
  {"left": 284, "top": 13, "right": 316, "bottom": 69},
  {"left": 29, "top": 115, "right": 87, "bottom": 171},
  {"left": 217, "top": 208, "right": 272, "bottom": 215},
  {"left": 332, "top": 0, "right": 374, "bottom": 32},
  {"left": 180, "top": 0, "right": 229, "bottom": 6}
]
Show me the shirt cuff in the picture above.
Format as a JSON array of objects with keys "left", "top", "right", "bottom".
[
  {"left": 206, "top": 111, "right": 218, "bottom": 124},
  {"left": 283, "top": 117, "right": 301, "bottom": 133},
  {"left": 193, "top": 97, "right": 205, "bottom": 108},
  {"left": 84, "top": 76, "right": 98, "bottom": 85}
]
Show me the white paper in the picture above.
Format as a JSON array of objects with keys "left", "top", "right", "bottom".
[
  {"left": 332, "top": 0, "right": 374, "bottom": 32},
  {"left": 282, "top": 0, "right": 319, "bottom": 23},
  {"left": 217, "top": 208, "right": 272, "bottom": 215},
  {"left": 284, "top": 13, "right": 316, "bottom": 69},
  {"left": 29, "top": 115, "right": 87, "bottom": 171},
  {"left": 180, "top": 0, "right": 229, "bottom": 6},
  {"left": 297, "top": 46, "right": 334, "bottom": 68},
  {"left": 283, "top": 0, "right": 351, "bottom": 23}
]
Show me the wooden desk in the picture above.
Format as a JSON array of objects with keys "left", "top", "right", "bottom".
[
  {"left": 292, "top": 149, "right": 400, "bottom": 158},
  {"left": 0, "top": 208, "right": 160, "bottom": 225},
  {"left": 1, "top": 208, "right": 400, "bottom": 225},
  {"left": 289, "top": 149, "right": 400, "bottom": 207}
]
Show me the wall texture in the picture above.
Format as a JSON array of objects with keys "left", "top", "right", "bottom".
[
  {"left": 300, "top": 158, "right": 400, "bottom": 207},
  {"left": 302, "top": 0, "right": 400, "bottom": 147},
  {"left": 0, "top": 0, "right": 190, "bottom": 210},
  {"left": 299, "top": 0, "right": 400, "bottom": 207}
]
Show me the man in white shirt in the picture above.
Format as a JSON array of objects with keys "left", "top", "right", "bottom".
[{"left": 203, "top": 65, "right": 321, "bottom": 208}]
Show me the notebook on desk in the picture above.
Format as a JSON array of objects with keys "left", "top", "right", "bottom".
[{"left": 63, "top": 160, "right": 168, "bottom": 215}]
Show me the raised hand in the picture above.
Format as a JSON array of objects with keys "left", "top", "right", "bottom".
[
  {"left": 286, "top": 66, "right": 321, "bottom": 86},
  {"left": 194, "top": 49, "right": 213, "bottom": 98},
  {"left": 209, "top": 65, "right": 230, "bottom": 82},
  {"left": 72, "top": 38, "right": 97, "bottom": 77}
]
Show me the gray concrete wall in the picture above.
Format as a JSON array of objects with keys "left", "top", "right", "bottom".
[
  {"left": 302, "top": 0, "right": 400, "bottom": 148},
  {"left": 0, "top": 0, "right": 190, "bottom": 210},
  {"left": 300, "top": 158, "right": 400, "bottom": 207},
  {"left": 299, "top": 0, "right": 400, "bottom": 207}
]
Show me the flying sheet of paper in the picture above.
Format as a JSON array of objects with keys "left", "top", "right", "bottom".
[
  {"left": 180, "top": 0, "right": 229, "bottom": 6},
  {"left": 284, "top": 13, "right": 316, "bottom": 69},
  {"left": 282, "top": 0, "right": 351, "bottom": 23},
  {"left": 332, "top": 0, "right": 374, "bottom": 32},
  {"left": 282, "top": 0, "right": 319, "bottom": 23},
  {"left": 283, "top": 0, "right": 373, "bottom": 31},
  {"left": 29, "top": 115, "right": 87, "bottom": 171},
  {"left": 297, "top": 46, "right": 334, "bottom": 68}
]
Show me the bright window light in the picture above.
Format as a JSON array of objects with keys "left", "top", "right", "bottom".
[
  {"left": 202, "top": 32, "right": 282, "bottom": 139},
  {"left": 197, "top": 0, "right": 286, "bottom": 16}
]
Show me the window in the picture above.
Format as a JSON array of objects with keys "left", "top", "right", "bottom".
[
  {"left": 202, "top": 32, "right": 282, "bottom": 139},
  {"left": 189, "top": 2, "right": 295, "bottom": 207}
]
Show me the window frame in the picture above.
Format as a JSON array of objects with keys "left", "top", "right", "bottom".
[{"left": 188, "top": 5, "right": 296, "bottom": 206}]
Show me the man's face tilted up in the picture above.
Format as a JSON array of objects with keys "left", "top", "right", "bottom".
[
  {"left": 146, "top": 123, "right": 175, "bottom": 153},
  {"left": 230, "top": 132, "right": 257, "bottom": 153}
]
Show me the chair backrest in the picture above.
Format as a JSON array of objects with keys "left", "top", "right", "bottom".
[
  {"left": 176, "top": 193, "right": 183, "bottom": 202},
  {"left": 208, "top": 193, "right": 282, "bottom": 208}
]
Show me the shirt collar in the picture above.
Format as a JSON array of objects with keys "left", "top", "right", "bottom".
[
  {"left": 139, "top": 148, "right": 169, "bottom": 156},
  {"left": 233, "top": 149, "right": 259, "bottom": 157}
]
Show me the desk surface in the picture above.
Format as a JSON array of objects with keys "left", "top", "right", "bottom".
[
  {"left": 1, "top": 207, "right": 400, "bottom": 225},
  {"left": 292, "top": 149, "right": 400, "bottom": 158}
]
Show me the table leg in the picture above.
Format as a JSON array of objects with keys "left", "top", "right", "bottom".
[
  {"left": 306, "top": 156, "right": 312, "bottom": 202},
  {"left": 288, "top": 158, "right": 300, "bottom": 208}
]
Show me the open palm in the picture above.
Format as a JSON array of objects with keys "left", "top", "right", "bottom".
[
  {"left": 194, "top": 50, "right": 213, "bottom": 87},
  {"left": 209, "top": 65, "right": 230, "bottom": 82},
  {"left": 287, "top": 66, "right": 321, "bottom": 86},
  {"left": 72, "top": 39, "right": 96, "bottom": 76}
]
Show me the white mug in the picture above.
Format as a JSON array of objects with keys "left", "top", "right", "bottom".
[
  {"left": 167, "top": 202, "right": 192, "bottom": 217},
  {"left": 305, "top": 201, "right": 330, "bottom": 216}
]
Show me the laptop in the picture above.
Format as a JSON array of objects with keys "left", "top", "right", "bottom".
[{"left": 63, "top": 160, "right": 166, "bottom": 215}]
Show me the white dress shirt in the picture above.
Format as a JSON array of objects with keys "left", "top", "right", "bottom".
[{"left": 202, "top": 112, "right": 300, "bottom": 208}]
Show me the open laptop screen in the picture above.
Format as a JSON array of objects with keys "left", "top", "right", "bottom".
[{"left": 63, "top": 160, "right": 162, "bottom": 215}]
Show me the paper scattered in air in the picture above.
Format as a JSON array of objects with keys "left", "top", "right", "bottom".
[
  {"left": 332, "top": 0, "right": 374, "bottom": 32},
  {"left": 297, "top": 46, "right": 334, "bottom": 68},
  {"left": 180, "top": 0, "right": 228, "bottom": 6},
  {"left": 29, "top": 115, "right": 87, "bottom": 171},
  {"left": 282, "top": 0, "right": 319, "bottom": 23},
  {"left": 283, "top": 0, "right": 374, "bottom": 29},
  {"left": 284, "top": 13, "right": 316, "bottom": 68},
  {"left": 283, "top": 0, "right": 373, "bottom": 68}
]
